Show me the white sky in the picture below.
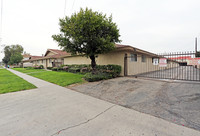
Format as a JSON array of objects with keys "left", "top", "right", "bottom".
[{"left": 1, "top": 0, "right": 200, "bottom": 60}]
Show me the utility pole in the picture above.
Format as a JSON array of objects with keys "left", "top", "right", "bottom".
[{"left": 195, "top": 37, "right": 197, "bottom": 53}]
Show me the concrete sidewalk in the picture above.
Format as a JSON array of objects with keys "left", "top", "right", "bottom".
[{"left": 0, "top": 69, "right": 199, "bottom": 136}]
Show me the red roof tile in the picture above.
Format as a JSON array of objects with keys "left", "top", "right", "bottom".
[
  {"left": 169, "top": 56, "right": 192, "bottom": 60},
  {"left": 23, "top": 54, "right": 31, "bottom": 58},
  {"left": 45, "top": 49, "right": 70, "bottom": 57},
  {"left": 115, "top": 44, "right": 130, "bottom": 48},
  {"left": 30, "top": 56, "right": 43, "bottom": 59}
]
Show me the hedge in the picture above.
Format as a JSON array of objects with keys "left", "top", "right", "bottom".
[
  {"left": 46, "top": 64, "right": 122, "bottom": 82},
  {"left": 33, "top": 65, "right": 44, "bottom": 69},
  {"left": 84, "top": 72, "right": 113, "bottom": 82},
  {"left": 84, "top": 64, "right": 121, "bottom": 82}
]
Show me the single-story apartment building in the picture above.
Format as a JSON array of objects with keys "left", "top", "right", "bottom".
[
  {"left": 22, "top": 44, "right": 179, "bottom": 76},
  {"left": 22, "top": 49, "right": 71, "bottom": 68},
  {"left": 21, "top": 54, "right": 34, "bottom": 67},
  {"left": 60, "top": 44, "right": 179, "bottom": 76}
]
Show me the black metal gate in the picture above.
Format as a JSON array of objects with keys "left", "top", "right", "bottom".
[{"left": 125, "top": 51, "right": 200, "bottom": 81}]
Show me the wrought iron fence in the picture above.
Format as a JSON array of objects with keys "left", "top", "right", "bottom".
[{"left": 126, "top": 51, "right": 200, "bottom": 81}]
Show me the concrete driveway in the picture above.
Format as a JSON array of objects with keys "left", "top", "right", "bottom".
[
  {"left": 0, "top": 69, "right": 200, "bottom": 136},
  {"left": 70, "top": 77, "right": 200, "bottom": 131}
]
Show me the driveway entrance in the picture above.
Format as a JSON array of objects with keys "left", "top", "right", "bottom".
[{"left": 71, "top": 77, "right": 200, "bottom": 131}]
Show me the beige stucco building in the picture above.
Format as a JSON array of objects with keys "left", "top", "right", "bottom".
[
  {"left": 22, "top": 49, "right": 70, "bottom": 68},
  {"left": 61, "top": 44, "right": 179, "bottom": 76},
  {"left": 22, "top": 44, "right": 180, "bottom": 76}
]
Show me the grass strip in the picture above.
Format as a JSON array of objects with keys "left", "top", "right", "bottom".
[
  {"left": 13, "top": 68, "right": 45, "bottom": 73},
  {"left": 0, "top": 69, "right": 36, "bottom": 94},
  {"left": 13, "top": 68, "right": 85, "bottom": 87}
]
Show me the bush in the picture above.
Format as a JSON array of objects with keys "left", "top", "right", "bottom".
[
  {"left": 68, "top": 67, "right": 80, "bottom": 73},
  {"left": 52, "top": 67, "right": 59, "bottom": 71},
  {"left": 107, "top": 64, "right": 121, "bottom": 77},
  {"left": 96, "top": 64, "right": 121, "bottom": 77},
  {"left": 47, "top": 67, "right": 52, "bottom": 70},
  {"left": 13, "top": 66, "right": 21, "bottom": 68},
  {"left": 33, "top": 65, "right": 39, "bottom": 69},
  {"left": 33, "top": 65, "right": 44, "bottom": 69},
  {"left": 49, "top": 64, "right": 121, "bottom": 82},
  {"left": 26, "top": 67, "right": 34, "bottom": 70},
  {"left": 84, "top": 72, "right": 112, "bottom": 82},
  {"left": 39, "top": 65, "right": 44, "bottom": 69},
  {"left": 52, "top": 67, "right": 63, "bottom": 71},
  {"left": 62, "top": 64, "right": 91, "bottom": 73},
  {"left": 63, "top": 66, "right": 69, "bottom": 71},
  {"left": 83, "top": 64, "right": 121, "bottom": 82}
]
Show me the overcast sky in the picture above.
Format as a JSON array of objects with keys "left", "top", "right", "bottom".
[{"left": 0, "top": 0, "right": 200, "bottom": 60}]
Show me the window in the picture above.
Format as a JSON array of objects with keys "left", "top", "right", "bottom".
[
  {"left": 131, "top": 53, "right": 137, "bottom": 62},
  {"left": 141, "top": 55, "right": 146, "bottom": 62},
  {"left": 37, "top": 60, "right": 39, "bottom": 63},
  {"left": 42, "top": 60, "right": 43, "bottom": 64},
  {"left": 49, "top": 59, "right": 51, "bottom": 63}
]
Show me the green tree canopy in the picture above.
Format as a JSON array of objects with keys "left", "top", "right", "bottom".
[
  {"left": 9, "top": 52, "right": 23, "bottom": 65},
  {"left": 52, "top": 8, "right": 121, "bottom": 71},
  {"left": 2, "top": 46, "right": 11, "bottom": 64},
  {"left": 2, "top": 44, "right": 24, "bottom": 65}
]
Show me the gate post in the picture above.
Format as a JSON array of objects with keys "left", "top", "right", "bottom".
[{"left": 124, "top": 53, "right": 128, "bottom": 76}]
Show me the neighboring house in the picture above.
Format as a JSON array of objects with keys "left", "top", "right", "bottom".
[
  {"left": 23, "top": 44, "right": 179, "bottom": 76},
  {"left": 187, "top": 57, "right": 200, "bottom": 69},
  {"left": 22, "top": 49, "right": 70, "bottom": 68},
  {"left": 22, "top": 55, "right": 43, "bottom": 67},
  {"left": 168, "top": 56, "right": 192, "bottom": 66},
  {"left": 169, "top": 56, "right": 200, "bottom": 68},
  {"left": 22, "top": 54, "right": 32, "bottom": 61},
  {"left": 21, "top": 54, "right": 33, "bottom": 67}
]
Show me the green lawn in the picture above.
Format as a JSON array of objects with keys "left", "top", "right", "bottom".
[
  {"left": 13, "top": 68, "right": 85, "bottom": 86},
  {"left": 13, "top": 68, "right": 45, "bottom": 73},
  {"left": 0, "top": 69, "right": 36, "bottom": 94}
]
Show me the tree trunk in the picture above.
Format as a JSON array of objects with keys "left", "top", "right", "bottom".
[{"left": 90, "top": 55, "right": 96, "bottom": 74}]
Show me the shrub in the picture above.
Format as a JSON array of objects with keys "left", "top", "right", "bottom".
[
  {"left": 52, "top": 67, "right": 58, "bottom": 71},
  {"left": 49, "top": 64, "right": 121, "bottom": 81},
  {"left": 107, "top": 64, "right": 121, "bottom": 77},
  {"left": 62, "top": 64, "right": 91, "bottom": 73},
  {"left": 84, "top": 72, "right": 112, "bottom": 82},
  {"left": 58, "top": 67, "right": 63, "bottom": 70},
  {"left": 26, "top": 67, "right": 34, "bottom": 70},
  {"left": 96, "top": 64, "right": 121, "bottom": 77},
  {"left": 33, "top": 65, "right": 39, "bottom": 69},
  {"left": 80, "top": 67, "right": 89, "bottom": 73},
  {"left": 13, "top": 66, "right": 21, "bottom": 68},
  {"left": 68, "top": 67, "right": 80, "bottom": 73},
  {"left": 33, "top": 65, "right": 44, "bottom": 69},
  {"left": 52, "top": 67, "right": 63, "bottom": 71},
  {"left": 63, "top": 66, "right": 69, "bottom": 71},
  {"left": 47, "top": 67, "right": 52, "bottom": 70},
  {"left": 39, "top": 65, "right": 44, "bottom": 69}
]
